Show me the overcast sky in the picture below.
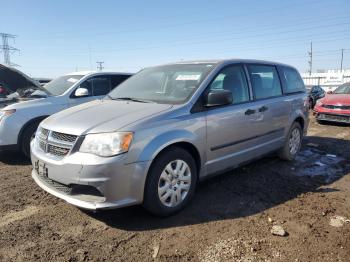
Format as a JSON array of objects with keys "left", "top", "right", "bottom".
[{"left": 1, "top": 0, "right": 349, "bottom": 77}]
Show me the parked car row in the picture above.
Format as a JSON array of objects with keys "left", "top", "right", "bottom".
[
  {"left": 2, "top": 59, "right": 349, "bottom": 216},
  {"left": 24, "top": 59, "right": 310, "bottom": 216}
]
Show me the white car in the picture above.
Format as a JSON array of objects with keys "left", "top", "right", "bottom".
[{"left": 0, "top": 70, "right": 132, "bottom": 156}]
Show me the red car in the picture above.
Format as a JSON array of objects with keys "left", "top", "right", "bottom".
[{"left": 314, "top": 82, "right": 350, "bottom": 124}]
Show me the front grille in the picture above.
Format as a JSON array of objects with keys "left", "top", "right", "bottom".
[
  {"left": 38, "top": 127, "right": 49, "bottom": 140},
  {"left": 37, "top": 171, "right": 72, "bottom": 194},
  {"left": 36, "top": 127, "right": 78, "bottom": 159},
  {"left": 47, "top": 144, "right": 70, "bottom": 157},
  {"left": 39, "top": 140, "right": 46, "bottom": 151},
  {"left": 41, "top": 128, "right": 49, "bottom": 136},
  {"left": 51, "top": 131, "right": 77, "bottom": 143},
  {"left": 318, "top": 113, "right": 350, "bottom": 123},
  {"left": 322, "top": 104, "right": 350, "bottom": 110}
]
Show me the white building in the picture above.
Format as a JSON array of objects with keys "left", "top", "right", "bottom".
[{"left": 301, "top": 69, "right": 350, "bottom": 92}]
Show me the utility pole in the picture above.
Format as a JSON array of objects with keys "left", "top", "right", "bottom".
[
  {"left": 96, "top": 61, "right": 104, "bottom": 71},
  {"left": 340, "top": 48, "right": 344, "bottom": 72},
  {"left": 308, "top": 42, "right": 312, "bottom": 76},
  {"left": 0, "top": 33, "right": 19, "bottom": 66}
]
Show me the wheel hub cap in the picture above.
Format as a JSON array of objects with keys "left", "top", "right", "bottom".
[
  {"left": 289, "top": 128, "right": 301, "bottom": 155},
  {"left": 158, "top": 159, "right": 191, "bottom": 207}
]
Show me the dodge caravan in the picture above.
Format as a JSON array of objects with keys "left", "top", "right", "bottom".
[{"left": 31, "top": 60, "right": 309, "bottom": 216}]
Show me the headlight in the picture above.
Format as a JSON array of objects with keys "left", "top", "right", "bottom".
[
  {"left": 0, "top": 109, "right": 16, "bottom": 121},
  {"left": 79, "top": 132, "right": 133, "bottom": 157}
]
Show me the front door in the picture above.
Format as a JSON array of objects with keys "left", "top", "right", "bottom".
[
  {"left": 205, "top": 64, "right": 261, "bottom": 175},
  {"left": 69, "top": 75, "right": 111, "bottom": 106}
]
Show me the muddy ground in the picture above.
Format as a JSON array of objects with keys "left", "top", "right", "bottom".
[{"left": 0, "top": 115, "right": 349, "bottom": 262}]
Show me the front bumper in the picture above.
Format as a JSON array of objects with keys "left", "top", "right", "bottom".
[
  {"left": 316, "top": 113, "right": 350, "bottom": 123},
  {"left": 31, "top": 143, "right": 151, "bottom": 210},
  {"left": 314, "top": 106, "right": 350, "bottom": 124}
]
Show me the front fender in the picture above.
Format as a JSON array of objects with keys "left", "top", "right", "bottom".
[{"left": 137, "top": 129, "right": 201, "bottom": 163}]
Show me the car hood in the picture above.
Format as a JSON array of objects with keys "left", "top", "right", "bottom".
[
  {"left": 41, "top": 99, "right": 173, "bottom": 135},
  {"left": 321, "top": 94, "right": 350, "bottom": 105},
  {"left": 0, "top": 64, "right": 42, "bottom": 91},
  {"left": 0, "top": 96, "right": 42, "bottom": 109}
]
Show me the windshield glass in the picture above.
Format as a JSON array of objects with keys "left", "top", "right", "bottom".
[
  {"left": 108, "top": 64, "right": 215, "bottom": 104},
  {"left": 333, "top": 84, "right": 350, "bottom": 94},
  {"left": 44, "top": 75, "right": 84, "bottom": 96}
]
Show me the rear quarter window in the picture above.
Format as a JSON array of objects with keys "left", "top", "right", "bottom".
[{"left": 279, "top": 66, "right": 305, "bottom": 94}]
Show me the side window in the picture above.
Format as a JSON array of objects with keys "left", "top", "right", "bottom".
[
  {"left": 80, "top": 76, "right": 111, "bottom": 97},
  {"left": 111, "top": 75, "right": 131, "bottom": 90},
  {"left": 279, "top": 66, "right": 305, "bottom": 94},
  {"left": 247, "top": 65, "right": 282, "bottom": 100},
  {"left": 209, "top": 65, "right": 249, "bottom": 104}
]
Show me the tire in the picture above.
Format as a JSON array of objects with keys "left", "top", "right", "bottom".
[
  {"left": 143, "top": 147, "right": 198, "bottom": 217},
  {"left": 278, "top": 122, "right": 303, "bottom": 161},
  {"left": 21, "top": 122, "right": 40, "bottom": 158}
]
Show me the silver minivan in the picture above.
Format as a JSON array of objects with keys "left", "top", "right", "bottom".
[{"left": 31, "top": 59, "right": 309, "bottom": 216}]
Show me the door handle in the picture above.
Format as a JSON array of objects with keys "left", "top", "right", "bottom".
[
  {"left": 258, "top": 106, "right": 268, "bottom": 112},
  {"left": 245, "top": 109, "right": 256, "bottom": 115}
]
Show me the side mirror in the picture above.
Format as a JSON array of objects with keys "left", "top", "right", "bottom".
[
  {"left": 74, "top": 87, "right": 90, "bottom": 97},
  {"left": 205, "top": 89, "right": 233, "bottom": 107}
]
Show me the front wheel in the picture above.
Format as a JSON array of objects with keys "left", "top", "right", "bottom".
[
  {"left": 143, "top": 147, "right": 197, "bottom": 217},
  {"left": 278, "top": 122, "right": 302, "bottom": 161},
  {"left": 21, "top": 122, "right": 39, "bottom": 158}
]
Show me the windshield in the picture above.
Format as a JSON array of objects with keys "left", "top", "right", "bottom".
[
  {"left": 108, "top": 64, "right": 215, "bottom": 104},
  {"left": 333, "top": 84, "right": 350, "bottom": 94},
  {"left": 44, "top": 75, "right": 84, "bottom": 96}
]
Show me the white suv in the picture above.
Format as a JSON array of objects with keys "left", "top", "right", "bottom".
[{"left": 0, "top": 71, "right": 132, "bottom": 156}]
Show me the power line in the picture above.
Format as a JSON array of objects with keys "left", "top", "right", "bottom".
[
  {"left": 0, "top": 33, "right": 19, "bottom": 66},
  {"left": 23, "top": 0, "right": 327, "bottom": 40}
]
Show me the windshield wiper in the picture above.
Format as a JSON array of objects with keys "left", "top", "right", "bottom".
[{"left": 113, "top": 97, "right": 154, "bottom": 103}]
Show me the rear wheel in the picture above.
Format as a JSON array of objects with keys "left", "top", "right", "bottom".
[
  {"left": 21, "top": 122, "right": 40, "bottom": 158},
  {"left": 278, "top": 122, "right": 302, "bottom": 161},
  {"left": 143, "top": 147, "right": 197, "bottom": 216}
]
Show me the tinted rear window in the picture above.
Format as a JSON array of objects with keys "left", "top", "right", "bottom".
[
  {"left": 247, "top": 65, "right": 282, "bottom": 100},
  {"left": 279, "top": 66, "right": 305, "bottom": 94}
]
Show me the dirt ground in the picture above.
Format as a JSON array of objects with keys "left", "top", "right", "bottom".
[{"left": 0, "top": 115, "right": 349, "bottom": 262}]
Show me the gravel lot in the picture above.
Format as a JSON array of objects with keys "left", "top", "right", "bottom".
[{"left": 0, "top": 115, "right": 349, "bottom": 262}]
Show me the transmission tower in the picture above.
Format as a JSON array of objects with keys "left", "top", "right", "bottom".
[
  {"left": 0, "top": 33, "right": 19, "bottom": 66},
  {"left": 96, "top": 61, "right": 104, "bottom": 71}
]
